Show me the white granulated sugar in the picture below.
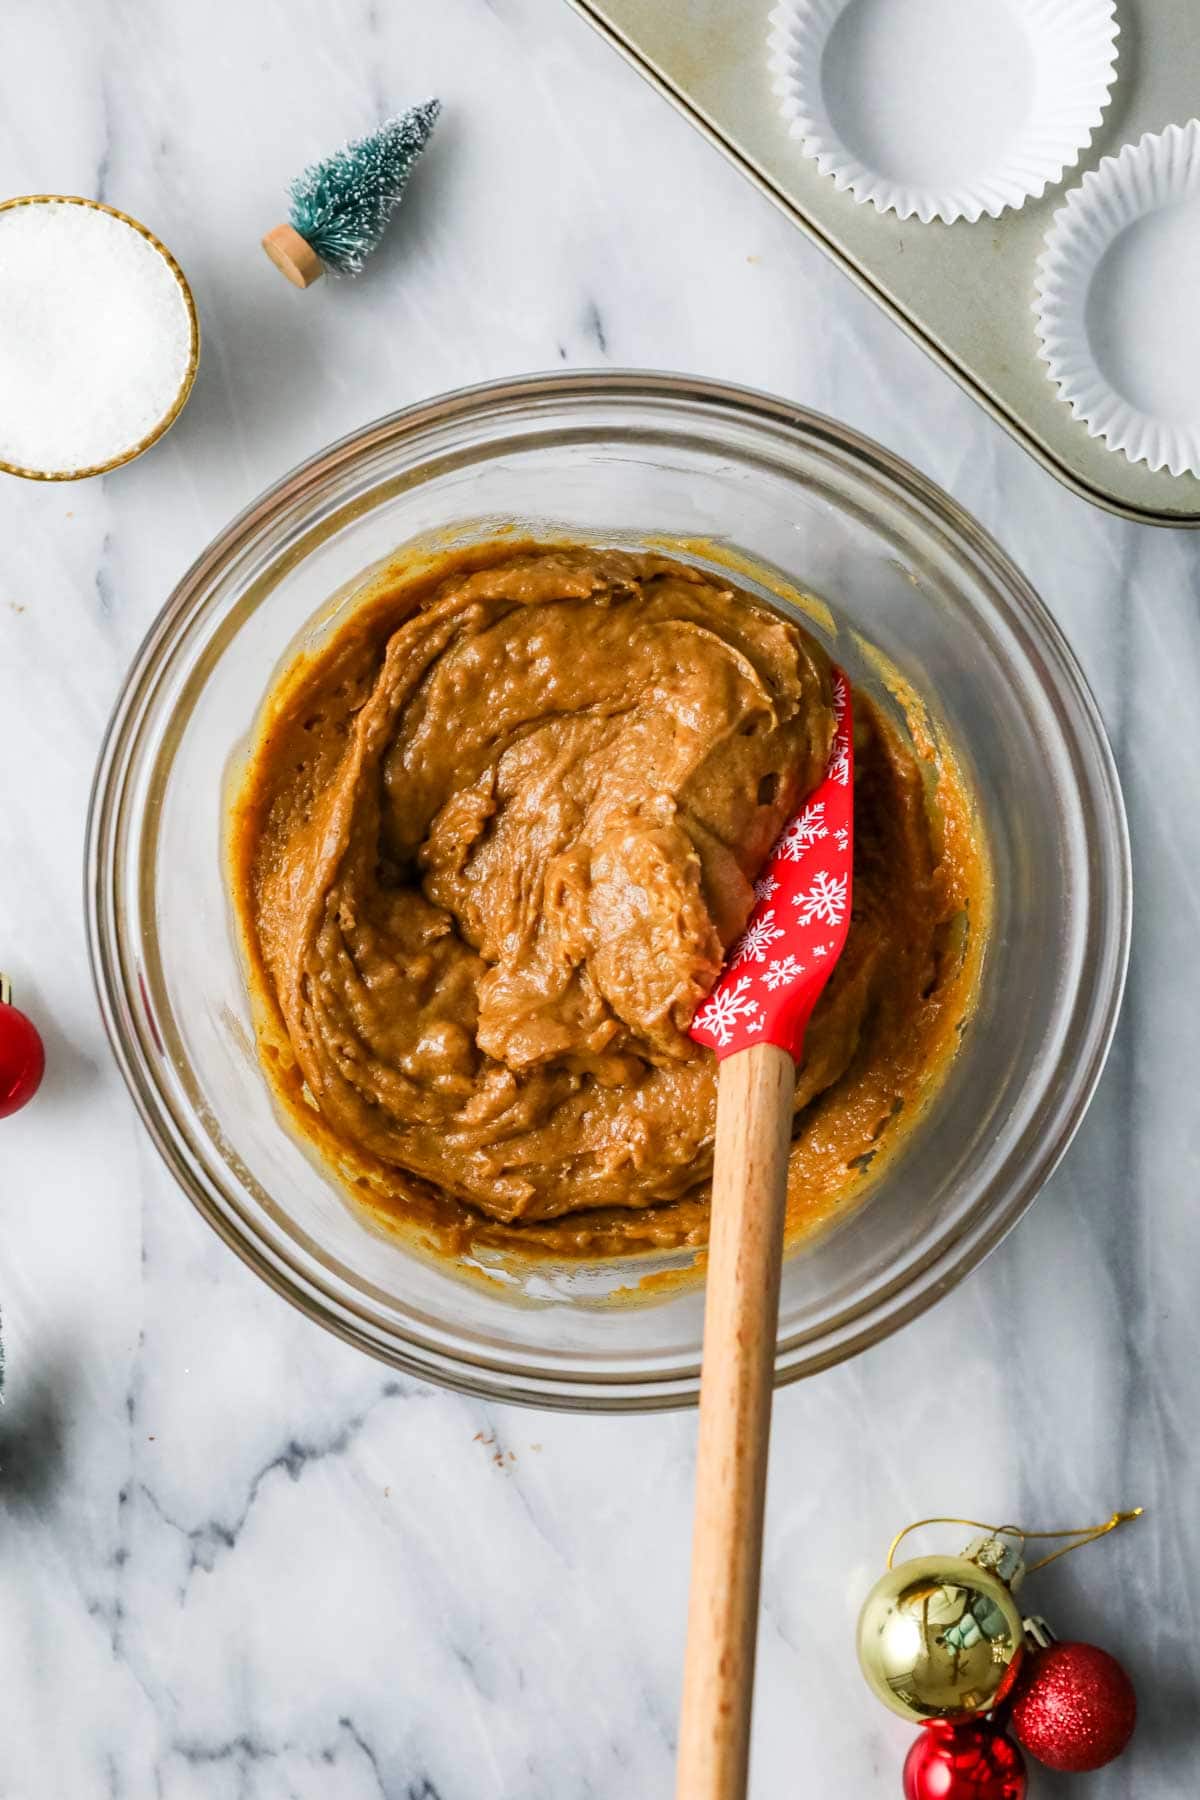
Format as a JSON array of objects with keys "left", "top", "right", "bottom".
[{"left": 0, "top": 201, "right": 193, "bottom": 475}]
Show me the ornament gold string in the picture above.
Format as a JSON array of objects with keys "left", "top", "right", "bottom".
[{"left": 885, "top": 1509, "right": 1143, "bottom": 1572}]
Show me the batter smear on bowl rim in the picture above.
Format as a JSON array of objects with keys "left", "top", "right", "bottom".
[{"left": 229, "top": 541, "right": 988, "bottom": 1260}]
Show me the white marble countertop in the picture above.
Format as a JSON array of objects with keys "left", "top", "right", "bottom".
[{"left": 1, "top": 3, "right": 1196, "bottom": 1796}]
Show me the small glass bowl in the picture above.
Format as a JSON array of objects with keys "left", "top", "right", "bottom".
[{"left": 86, "top": 372, "right": 1129, "bottom": 1410}]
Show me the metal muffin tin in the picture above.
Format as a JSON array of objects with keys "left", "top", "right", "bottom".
[{"left": 568, "top": 0, "right": 1200, "bottom": 527}]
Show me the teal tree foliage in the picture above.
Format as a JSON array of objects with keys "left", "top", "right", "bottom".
[{"left": 288, "top": 100, "right": 441, "bottom": 276}]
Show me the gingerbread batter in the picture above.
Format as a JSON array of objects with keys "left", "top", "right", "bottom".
[{"left": 229, "top": 542, "right": 986, "bottom": 1258}]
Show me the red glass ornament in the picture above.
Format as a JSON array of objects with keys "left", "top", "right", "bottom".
[
  {"left": 1011, "top": 1641, "right": 1136, "bottom": 1773},
  {"left": 903, "top": 1721, "right": 1027, "bottom": 1800},
  {"left": 0, "top": 978, "right": 45, "bottom": 1118}
]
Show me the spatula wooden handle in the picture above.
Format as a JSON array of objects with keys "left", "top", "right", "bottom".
[{"left": 676, "top": 1041, "right": 795, "bottom": 1800}]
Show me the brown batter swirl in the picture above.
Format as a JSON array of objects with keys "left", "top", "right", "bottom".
[{"left": 230, "top": 542, "right": 986, "bottom": 1258}]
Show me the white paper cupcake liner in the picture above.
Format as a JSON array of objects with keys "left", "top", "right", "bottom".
[
  {"left": 768, "top": 0, "right": 1119, "bottom": 225},
  {"left": 1035, "top": 120, "right": 1200, "bottom": 479}
]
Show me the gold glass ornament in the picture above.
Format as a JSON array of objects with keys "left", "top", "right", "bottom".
[{"left": 856, "top": 1552, "right": 1027, "bottom": 1724}]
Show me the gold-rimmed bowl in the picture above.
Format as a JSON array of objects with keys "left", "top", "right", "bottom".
[{"left": 0, "top": 194, "right": 199, "bottom": 482}]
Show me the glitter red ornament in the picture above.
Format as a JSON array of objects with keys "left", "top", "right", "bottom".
[
  {"left": 0, "top": 974, "right": 44, "bottom": 1118},
  {"left": 1010, "top": 1640, "right": 1137, "bottom": 1773},
  {"left": 903, "top": 1721, "right": 1027, "bottom": 1800}
]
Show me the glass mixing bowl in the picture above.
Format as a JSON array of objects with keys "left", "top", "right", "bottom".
[{"left": 86, "top": 372, "right": 1130, "bottom": 1410}]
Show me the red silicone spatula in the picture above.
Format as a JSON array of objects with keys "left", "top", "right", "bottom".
[{"left": 676, "top": 670, "right": 854, "bottom": 1800}]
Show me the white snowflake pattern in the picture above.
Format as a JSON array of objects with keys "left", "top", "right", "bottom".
[
  {"left": 692, "top": 975, "right": 760, "bottom": 1047},
  {"left": 828, "top": 741, "right": 851, "bottom": 788},
  {"left": 793, "top": 869, "right": 848, "bottom": 928},
  {"left": 813, "top": 944, "right": 828, "bottom": 958},
  {"left": 753, "top": 871, "right": 780, "bottom": 903},
  {"left": 730, "top": 907, "right": 786, "bottom": 967},
  {"left": 746, "top": 1015, "right": 765, "bottom": 1034},
  {"left": 834, "top": 826, "right": 849, "bottom": 852},
  {"left": 762, "top": 955, "right": 805, "bottom": 991},
  {"left": 833, "top": 672, "right": 849, "bottom": 721},
  {"left": 775, "top": 800, "right": 828, "bottom": 862}
]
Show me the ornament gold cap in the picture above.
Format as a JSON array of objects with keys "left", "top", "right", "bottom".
[
  {"left": 962, "top": 1532, "right": 1026, "bottom": 1591},
  {"left": 262, "top": 223, "right": 324, "bottom": 288}
]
